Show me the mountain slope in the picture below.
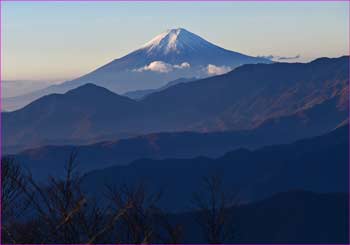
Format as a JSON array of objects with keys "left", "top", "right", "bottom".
[
  {"left": 3, "top": 56, "right": 348, "bottom": 151},
  {"left": 81, "top": 124, "right": 349, "bottom": 211},
  {"left": 141, "top": 56, "right": 348, "bottom": 131},
  {"left": 9, "top": 98, "right": 348, "bottom": 180},
  {"left": 3, "top": 84, "right": 139, "bottom": 147},
  {"left": 123, "top": 77, "right": 196, "bottom": 100}
]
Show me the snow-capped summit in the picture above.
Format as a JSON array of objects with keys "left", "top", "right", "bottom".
[
  {"left": 140, "top": 28, "right": 212, "bottom": 55},
  {"left": 74, "top": 28, "right": 271, "bottom": 90},
  {"left": 123, "top": 27, "right": 270, "bottom": 67}
]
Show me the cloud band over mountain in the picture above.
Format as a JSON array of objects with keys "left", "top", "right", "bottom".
[
  {"left": 258, "top": 54, "right": 301, "bottom": 61},
  {"left": 134, "top": 61, "right": 191, "bottom": 73}
]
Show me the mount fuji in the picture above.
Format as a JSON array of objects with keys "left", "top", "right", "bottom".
[
  {"left": 104, "top": 28, "right": 270, "bottom": 68},
  {"left": 3, "top": 28, "right": 271, "bottom": 111}
]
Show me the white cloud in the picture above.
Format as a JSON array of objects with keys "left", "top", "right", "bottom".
[
  {"left": 137, "top": 61, "right": 173, "bottom": 73},
  {"left": 174, "top": 62, "right": 190, "bottom": 69},
  {"left": 135, "top": 61, "right": 190, "bottom": 73},
  {"left": 206, "top": 64, "right": 232, "bottom": 75}
]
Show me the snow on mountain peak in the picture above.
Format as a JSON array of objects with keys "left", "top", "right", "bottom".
[{"left": 140, "top": 28, "right": 211, "bottom": 54}]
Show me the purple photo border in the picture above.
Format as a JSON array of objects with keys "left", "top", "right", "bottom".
[{"left": 0, "top": 0, "right": 349, "bottom": 245}]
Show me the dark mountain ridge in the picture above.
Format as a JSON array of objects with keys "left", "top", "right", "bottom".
[
  {"left": 10, "top": 102, "right": 348, "bottom": 181},
  {"left": 80, "top": 123, "right": 349, "bottom": 211},
  {"left": 172, "top": 191, "right": 349, "bottom": 243},
  {"left": 3, "top": 56, "right": 349, "bottom": 152}
]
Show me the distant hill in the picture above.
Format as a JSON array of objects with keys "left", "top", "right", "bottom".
[
  {"left": 140, "top": 56, "right": 348, "bottom": 132},
  {"left": 79, "top": 123, "right": 349, "bottom": 211},
  {"left": 3, "top": 83, "right": 140, "bottom": 149},
  {"left": 10, "top": 106, "right": 348, "bottom": 181},
  {"left": 3, "top": 56, "right": 348, "bottom": 151}
]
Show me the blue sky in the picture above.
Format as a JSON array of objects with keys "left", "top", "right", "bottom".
[{"left": 2, "top": 1, "right": 349, "bottom": 81}]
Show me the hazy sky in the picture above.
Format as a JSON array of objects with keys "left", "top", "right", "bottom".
[{"left": 2, "top": 1, "right": 349, "bottom": 82}]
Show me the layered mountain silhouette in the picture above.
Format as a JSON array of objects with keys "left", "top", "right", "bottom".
[
  {"left": 2, "top": 28, "right": 270, "bottom": 111},
  {"left": 3, "top": 25, "right": 349, "bottom": 244},
  {"left": 3, "top": 56, "right": 348, "bottom": 152},
  {"left": 11, "top": 106, "right": 348, "bottom": 180},
  {"left": 80, "top": 124, "right": 348, "bottom": 211}
]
